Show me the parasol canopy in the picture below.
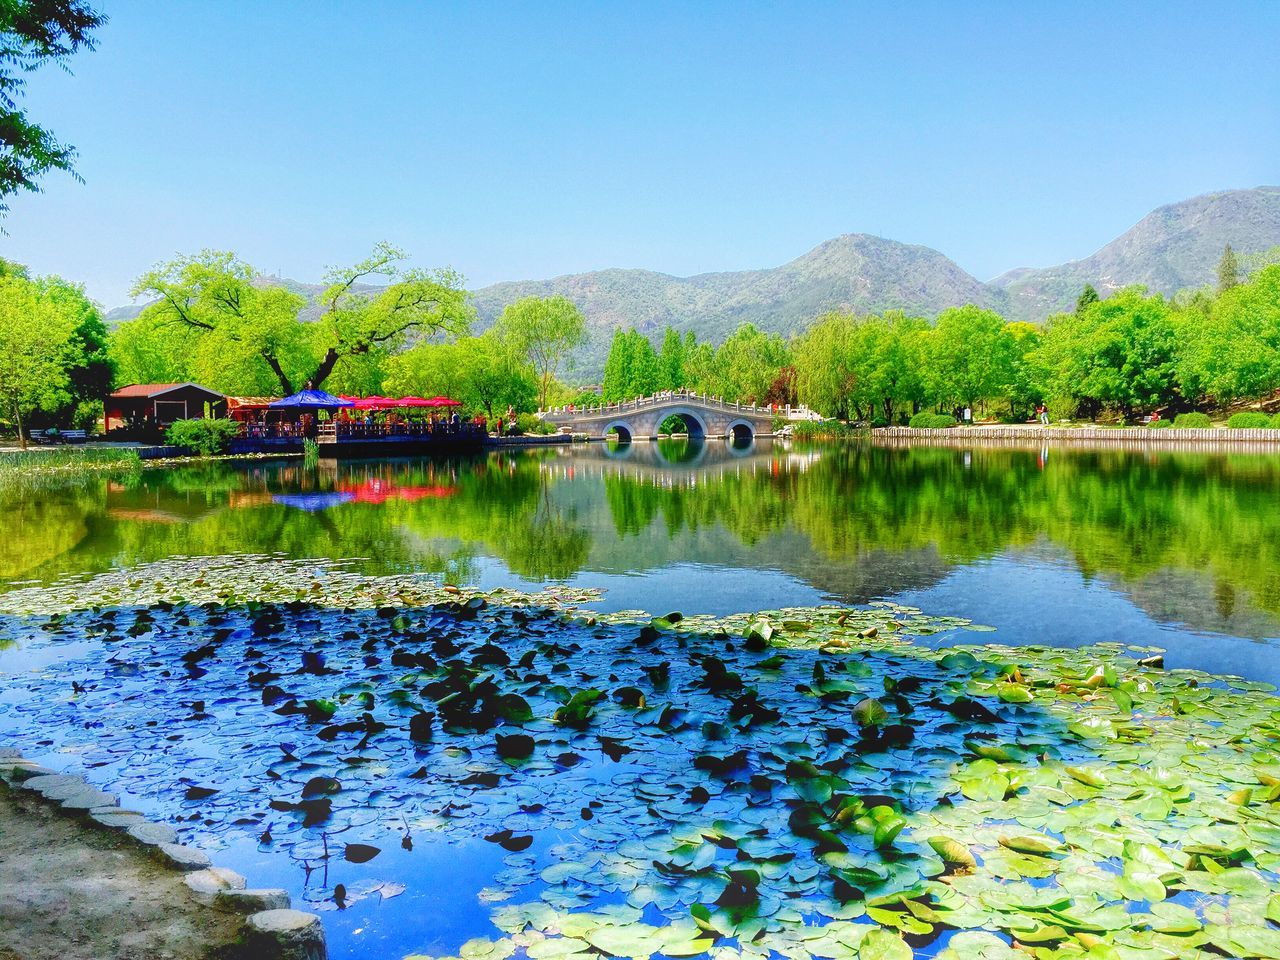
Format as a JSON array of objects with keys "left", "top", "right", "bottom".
[
  {"left": 423, "top": 396, "right": 463, "bottom": 407},
  {"left": 341, "top": 395, "right": 437, "bottom": 409},
  {"left": 271, "top": 492, "right": 355, "bottom": 512},
  {"left": 269, "top": 390, "right": 354, "bottom": 409}
]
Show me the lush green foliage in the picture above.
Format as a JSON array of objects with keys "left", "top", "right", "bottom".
[
  {"left": 602, "top": 329, "right": 661, "bottom": 401},
  {"left": 785, "top": 419, "right": 861, "bottom": 439},
  {"left": 0, "top": 264, "right": 110, "bottom": 445},
  {"left": 908, "top": 412, "right": 957, "bottom": 428},
  {"left": 1173, "top": 412, "right": 1212, "bottom": 429},
  {"left": 1227, "top": 412, "right": 1273, "bottom": 430},
  {"left": 513, "top": 412, "right": 555, "bottom": 435},
  {"left": 493, "top": 295, "right": 587, "bottom": 409},
  {"left": 385, "top": 331, "right": 537, "bottom": 419},
  {"left": 0, "top": 1, "right": 105, "bottom": 214},
  {"left": 117, "top": 244, "right": 471, "bottom": 394},
  {"left": 794, "top": 311, "right": 924, "bottom": 422},
  {"left": 1147, "top": 419, "right": 1171, "bottom": 429},
  {"left": 87, "top": 242, "right": 1280, "bottom": 428},
  {"left": 600, "top": 324, "right": 793, "bottom": 406},
  {"left": 164, "top": 417, "right": 241, "bottom": 456}
]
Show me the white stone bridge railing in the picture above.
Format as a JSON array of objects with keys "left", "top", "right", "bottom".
[{"left": 539, "top": 391, "right": 820, "bottom": 421}]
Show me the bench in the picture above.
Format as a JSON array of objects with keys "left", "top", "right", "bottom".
[{"left": 28, "top": 429, "right": 89, "bottom": 445}]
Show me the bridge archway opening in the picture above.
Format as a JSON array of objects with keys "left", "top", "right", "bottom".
[
  {"left": 604, "top": 422, "right": 633, "bottom": 444},
  {"left": 727, "top": 420, "right": 755, "bottom": 445},
  {"left": 658, "top": 413, "right": 706, "bottom": 439}
]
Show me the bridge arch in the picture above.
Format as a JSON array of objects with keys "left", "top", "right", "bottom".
[
  {"left": 726, "top": 418, "right": 756, "bottom": 443},
  {"left": 657, "top": 407, "right": 708, "bottom": 440},
  {"left": 603, "top": 420, "right": 635, "bottom": 443}
]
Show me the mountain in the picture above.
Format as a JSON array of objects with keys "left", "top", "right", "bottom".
[
  {"left": 994, "top": 186, "right": 1280, "bottom": 319},
  {"left": 472, "top": 233, "right": 1004, "bottom": 339},
  {"left": 105, "top": 187, "right": 1280, "bottom": 379},
  {"left": 471, "top": 234, "right": 1007, "bottom": 379}
]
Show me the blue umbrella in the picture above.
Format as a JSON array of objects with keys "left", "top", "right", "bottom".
[
  {"left": 272, "top": 492, "right": 355, "bottom": 512},
  {"left": 269, "top": 390, "right": 354, "bottom": 409}
]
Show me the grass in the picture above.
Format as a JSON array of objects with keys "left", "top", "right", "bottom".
[{"left": 0, "top": 446, "right": 144, "bottom": 491}]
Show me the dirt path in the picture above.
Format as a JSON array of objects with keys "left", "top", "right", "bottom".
[{"left": 0, "top": 785, "right": 243, "bottom": 960}]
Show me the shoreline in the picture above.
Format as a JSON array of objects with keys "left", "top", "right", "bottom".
[
  {"left": 0, "top": 747, "right": 326, "bottom": 960},
  {"left": 875, "top": 424, "right": 1280, "bottom": 445}
]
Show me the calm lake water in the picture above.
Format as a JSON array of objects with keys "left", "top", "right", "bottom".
[
  {"left": 4, "top": 438, "right": 1280, "bottom": 681},
  {"left": 3, "top": 437, "right": 1280, "bottom": 959}
]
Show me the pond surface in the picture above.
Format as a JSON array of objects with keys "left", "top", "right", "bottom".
[
  {"left": 3, "top": 438, "right": 1280, "bottom": 960},
  {"left": 3, "top": 438, "right": 1280, "bottom": 681}
]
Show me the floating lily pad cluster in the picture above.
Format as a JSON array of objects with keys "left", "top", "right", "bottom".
[{"left": 2, "top": 558, "right": 1280, "bottom": 960}]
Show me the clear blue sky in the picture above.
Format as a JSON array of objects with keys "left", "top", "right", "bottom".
[{"left": 5, "top": 0, "right": 1279, "bottom": 308}]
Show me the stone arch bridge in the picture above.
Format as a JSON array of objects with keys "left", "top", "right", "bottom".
[{"left": 539, "top": 392, "right": 788, "bottom": 442}]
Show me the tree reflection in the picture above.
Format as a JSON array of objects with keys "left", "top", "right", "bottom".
[{"left": 3, "top": 441, "right": 1280, "bottom": 633}]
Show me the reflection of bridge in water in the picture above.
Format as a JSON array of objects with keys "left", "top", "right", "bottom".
[
  {"left": 540, "top": 392, "right": 815, "bottom": 442},
  {"left": 536, "top": 437, "right": 825, "bottom": 485}
]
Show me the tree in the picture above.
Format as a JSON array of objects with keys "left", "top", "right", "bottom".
[
  {"left": 1218, "top": 244, "right": 1240, "bottom": 293},
  {"left": 1179, "top": 264, "right": 1280, "bottom": 405},
  {"left": 658, "top": 326, "right": 687, "bottom": 390},
  {"left": 310, "top": 243, "right": 471, "bottom": 390},
  {"left": 1076, "top": 284, "right": 1100, "bottom": 313},
  {"left": 710, "top": 323, "right": 792, "bottom": 404},
  {"left": 925, "top": 306, "right": 1014, "bottom": 411},
  {"left": 0, "top": 1, "right": 106, "bottom": 215},
  {"left": 385, "top": 332, "right": 537, "bottom": 419},
  {"left": 867, "top": 311, "right": 928, "bottom": 423},
  {"left": 1004, "top": 321, "right": 1043, "bottom": 418},
  {"left": 1033, "top": 287, "right": 1179, "bottom": 418},
  {"left": 601, "top": 329, "right": 629, "bottom": 401},
  {"left": 129, "top": 244, "right": 471, "bottom": 394},
  {"left": 793, "top": 312, "right": 859, "bottom": 419},
  {"left": 34, "top": 274, "right": 111, "bottom": 427},
  {"left": 0, "top": 273, "right": 77, "bottom": 446},
  {"left": 494, "top": 295, "right": 586, "bottom": 409}
]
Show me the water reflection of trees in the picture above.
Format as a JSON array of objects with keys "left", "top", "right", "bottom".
[{"left": 3, "top": 442, "right": 1280, "bottom": 632}]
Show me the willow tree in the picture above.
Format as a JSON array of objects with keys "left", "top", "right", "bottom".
[
  {"left": 494, "top": 295, "right": 586, "bottom": 409},
  {"left": 129, "top": 243, "right": 472, "bottom": 394}
]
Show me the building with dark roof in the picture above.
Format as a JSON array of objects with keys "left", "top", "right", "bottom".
[{"left": 105, "top": 383, "right": 228, "bottom": 433}]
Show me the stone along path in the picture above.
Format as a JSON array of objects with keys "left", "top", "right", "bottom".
[{"left": 0, "top": 785, "right": 244, "bottom": 960}]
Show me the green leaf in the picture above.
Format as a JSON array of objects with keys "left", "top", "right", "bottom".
[
  {"left": 853, "top": 698, "right": 889, "bottom": 727},
  {"left": 526, "top": 939, "right": 591, "bottom": 960},
  {"left": 929, "top": 836, "right": 977, "bottom": 869},
  {"left": 858, "top": 927, "right": 912, "bottom": 960}
]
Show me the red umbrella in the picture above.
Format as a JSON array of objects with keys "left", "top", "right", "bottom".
[
  {"left": 391, "top": 396, "right": 434, "bottom": 408},
  {"left": 338, "top": 480, "right": 458, "bottom": 504},
  {"left": 424, "top": 396, "right": 463, "bottom": 407}
]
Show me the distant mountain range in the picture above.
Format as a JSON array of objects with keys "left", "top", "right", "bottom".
[
  {"left": 107, "top": 186, "right": 1280, "bottom": 379},
  {"left": 990, "top": 186, "right": 1280, "bottom": 318}
]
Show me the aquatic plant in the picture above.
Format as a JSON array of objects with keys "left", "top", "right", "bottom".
[{"left": 4, "top": 558, "right": 1280, "bottom": 959}]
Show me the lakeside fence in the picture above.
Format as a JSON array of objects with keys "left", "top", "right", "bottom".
[{"left": 875, "top": 426, "right": 1280, "bottom": 450}]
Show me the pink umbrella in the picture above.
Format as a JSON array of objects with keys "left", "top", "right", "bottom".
[{"left": 424, "top": 396, "right": 463, "bottom": 407}]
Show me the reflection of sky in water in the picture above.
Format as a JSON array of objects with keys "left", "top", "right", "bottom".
[
  {"left": 3, "top": 439, "right": 1280, "bottom": 686},
  {"left": 466, "top": 549, "right": 1280, "bottom": 687},
  {"left": 5, "top": 440, "right": 1280, "bottom": 958}
]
